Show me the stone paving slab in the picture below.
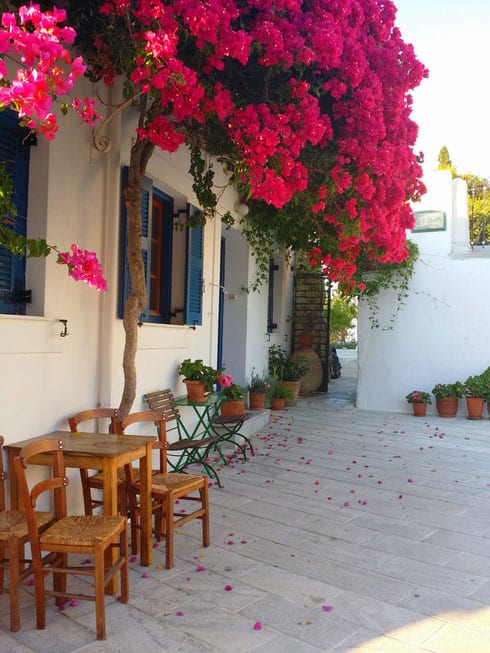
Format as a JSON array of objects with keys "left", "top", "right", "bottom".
[{"left": 3, "top": 392, "right": 490, "bottom": 651}]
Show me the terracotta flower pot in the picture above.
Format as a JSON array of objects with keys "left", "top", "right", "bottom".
[
  {"left": 270, "top": 397, "right": 286, "bottom": 410},
  {"left": 282, "top": 380, "right": 301, "bottom": 404},
  {"left": 184, "top": 379, "right": 207, "bottom": 402},
  {"left": 249, "top": 391, "right": 266, "bottom": 411},
  {"left": 466, "top": 396, "right": 484, "bottom": 420},
  {"left": 220, "top": 399, "right": 245, "bottom": 416},
  {"left": 412, "top": 402, "right": 427, "bottom": 417},
  {"left": 436, "top": 397, "right": 458, "bottom": 418}
]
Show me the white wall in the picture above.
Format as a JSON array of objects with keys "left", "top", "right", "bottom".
[{"left": 357, "top": 169, "right": 490, "bottom": 415}]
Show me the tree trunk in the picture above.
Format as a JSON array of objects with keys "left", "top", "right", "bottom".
[{"left": 118, "top": 134, "right": 155, "bottom": 418}]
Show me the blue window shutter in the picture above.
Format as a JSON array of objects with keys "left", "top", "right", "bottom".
[
  {"left": 185, "top": 205, "right": 203, "bottom": 326},
  {"left": 118, "top": 168, "right": 152, "bottom": 321},
  {"left": 0, "top": 110, "right": 30, "bottom": 314}
]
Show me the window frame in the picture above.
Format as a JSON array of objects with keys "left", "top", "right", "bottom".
[{"left": 118, "top": 169, "right": 203, "bottom": 326}]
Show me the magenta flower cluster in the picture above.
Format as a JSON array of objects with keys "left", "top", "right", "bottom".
[
  {"left": 0, "top": 5, "right": 101, "bottom": 138},
  {"left": 57, "top": 244, "right": 108, "bottom": 291},
  {"left": 1, "top": 1, "right": 428, "bottom": 289}
]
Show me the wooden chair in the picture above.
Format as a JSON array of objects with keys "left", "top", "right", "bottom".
[
  {"left": 13, "top": 438, "right": 128, "bottom": 641},
  {"left": 0, "top": 435, "right": 57, "bottom": 631},
  {"left": 67, "top": 409, "right": 123, "bottom": 517},
  {"left": 143, "top": 389, "right": 223, "bottom": 486},
  {"left": 114, "top": 411, "right": 209, "bottom": 569}
]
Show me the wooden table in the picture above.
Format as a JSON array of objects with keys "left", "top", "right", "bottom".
[{"left": 5, "top": 431, "right": 155, "bottom": 594}]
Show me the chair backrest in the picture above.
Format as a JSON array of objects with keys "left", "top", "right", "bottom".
[
  {"left": 113, "top": 410, "right": 168, "bottom": 474},
  {"left": 143, "top": 390, "right": 181, "bottom": 423},
  {"left": 13, "top": 439, "right": 68, "bottom": 557},
  {"left": 0, "top": 435, "right": 6, "bottom": 511},
  {"left": 68, "top": 408, "right": 119, "bottom": 434}
]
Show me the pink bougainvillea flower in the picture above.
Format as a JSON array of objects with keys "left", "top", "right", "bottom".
[
  {"left": 141, "top": 572, "right": 149, "bottom": 578},
  {"left": 322, "top": 605, "right": 333, "bottom": 612},
  {"left": 253, "top": 621, "right": 262, "bottom": 630},
  {"left": 196, "top": 565, "right": 206, "bottom": 572},
  {"left": 224, "top": 585, "right": 233, "bottom": 591},
  {"left": 129, "top": 556, "right": 137, "bottom": 563},
  {"left": 176, "top": 611, "right": 184, "bottom": 617},
  {"left": 57, "top": 244, "right": 107, "bottom": 291}
]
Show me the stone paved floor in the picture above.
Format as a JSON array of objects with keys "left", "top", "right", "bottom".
[{"left": 3, "top": 375, "right": 490, "bottom": 652}]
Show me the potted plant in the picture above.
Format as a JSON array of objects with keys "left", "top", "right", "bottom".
[
  {"left": 248, "top": 368, "right": 270, "bottom": 411},
  {"left": 481, "top": 366, "right": 490, "bottom": 417},
  {"left": 431, "top": 382, "right": 464, "bottom": 418},
  {"left": 178, "top": 359, "right": 222, "bottom": 401},
  {"left": 217, "top": 373, "right": 245, "bottom": 416},
  {"left": 405, "top": 390, "right": 432, "bottom": 417},
  {"left": 269, "top": 380, "right": 294, "bottom": 410},
  {"left": 268, "top": 344, "right": 308, "bottom": 404},
  {"left": 464, "top": 374, "right": 486, "bottom": 420}
]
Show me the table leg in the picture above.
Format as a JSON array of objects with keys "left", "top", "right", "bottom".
[
  {"left": 102, "top": 459, "right": 119, "bottom": 594},
  {"left": 8, "top": 451, "right": 19, "bottom": 510},
  {"left": 139, "top": 441, "right": 152, "bottom": 566}
]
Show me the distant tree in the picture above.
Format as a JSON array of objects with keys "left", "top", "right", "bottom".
[
  {"left": 437, "top": 146, "right": 457, "bottom": 178},
  {"left": 329, "top": 294, "right": 357, "bottom": 342},
  {"left": 461, "top": 173, "right": 489, "bottom": 245}
]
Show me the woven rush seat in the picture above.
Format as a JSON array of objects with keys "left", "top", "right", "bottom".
[
  {"left": 0, "top": 510, "right": 55, "bottom": 538},
  {"left": 40, "top": 515, "right": 126, "bottom": 547}
]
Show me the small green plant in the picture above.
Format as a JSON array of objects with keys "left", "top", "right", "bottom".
[
  {"left": 178, "top": 359, "right": 222, "bottom": 392},
  {"left": 270, "top": 380, "right": 295, "bottom": 400},
  {"left": 431, "top": 382, "right": 465, "bottom": 400},
  {"left": 405, "top": 390, "right": 432, "bottom": 405},
  {"left": 464, "top": 375, "right": 486, "bottom": 398},
  {"left": 268, "top": 344, "right": 308, "bottom": 381},
  {"left": 221, "top": 383, "right": 245, "bottom": 401},
  {"left": 248, "top": 368, "right": 270, "bottom": 393}
]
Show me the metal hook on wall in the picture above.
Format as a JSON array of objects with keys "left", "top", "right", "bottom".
[{"left": 59, "top": 319, "right": 69, "bottom": 338}]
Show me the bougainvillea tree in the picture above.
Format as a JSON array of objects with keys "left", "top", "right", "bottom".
[
  {"left": 1, "top": 1, "right": 427, "bottom": 414},
  {"left": 0, "top": 3, "right": 106, "bottom": 289}
]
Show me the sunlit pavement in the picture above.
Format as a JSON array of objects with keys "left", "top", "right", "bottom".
[{"left": 3, "top": 377, "right": 490, "bottom": 652}]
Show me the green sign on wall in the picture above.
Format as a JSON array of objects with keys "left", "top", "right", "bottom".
[{"left": 412, "top": 210, "right": 446, "bottom": 232}]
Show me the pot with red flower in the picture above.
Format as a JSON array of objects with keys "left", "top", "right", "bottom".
[
  {"left": 405, "top": 390, "right": 431, "bottom": 416},
  {"left": 217, "top": 373, "right": 245, "bottom": 416}
]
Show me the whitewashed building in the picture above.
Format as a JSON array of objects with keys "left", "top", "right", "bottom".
[{"left": 357, "top": 169, "right": 489, "bottom": 415}]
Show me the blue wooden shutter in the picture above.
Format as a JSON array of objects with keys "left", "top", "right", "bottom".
[
  {"left": 185, "top": 205, "right": 203, "bottom": 326},
  {"left": 0, "top": 110, "right": 30, "bottom": 314},
  {"left": 118, "top": 168, "right": 152, "bottom": 320}
]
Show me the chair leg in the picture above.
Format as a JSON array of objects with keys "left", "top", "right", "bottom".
[
  {"left": 94, "top": 543, "right": 106, "bottom": 640},
  {"left": 164, "top": 496, "right": 174, "bottom": 569},
  {"left": 79, "top": 469, "right": 94, "bottom": 515},
  {"left": 119, "top": 525, "right": 129, "bottom": 604},
  {"left": 8, "top": 537, "right": 21, "bottom": 632},
  {"left": 201, "top": 483, "right": 210, "bottom": 548},
  {"left": 32, "top": 550, "right": 46, "bottom": 631}
]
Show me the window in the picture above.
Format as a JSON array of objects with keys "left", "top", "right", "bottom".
[
  {"left": 0, "top": 110, "right": 33, "bottom": 315},
  {"left": 118, "top": 170, "right": 203, "bottom": 325}
]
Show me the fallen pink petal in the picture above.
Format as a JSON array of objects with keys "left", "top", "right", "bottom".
[
  {"left": 176, "top": 611, "right": 184, "bottom": 617},
  {"left": 224, "top": 585, "right": 233, "bottom": 591},
  {"left": 196, "top": 565, "right": 206, "bottom": 572},
  {"left": 323, "top": 605, "right": 334, "bottom": 612},
  {"left": 253, "top": 621, "right": 262, "bottom": 630}
]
